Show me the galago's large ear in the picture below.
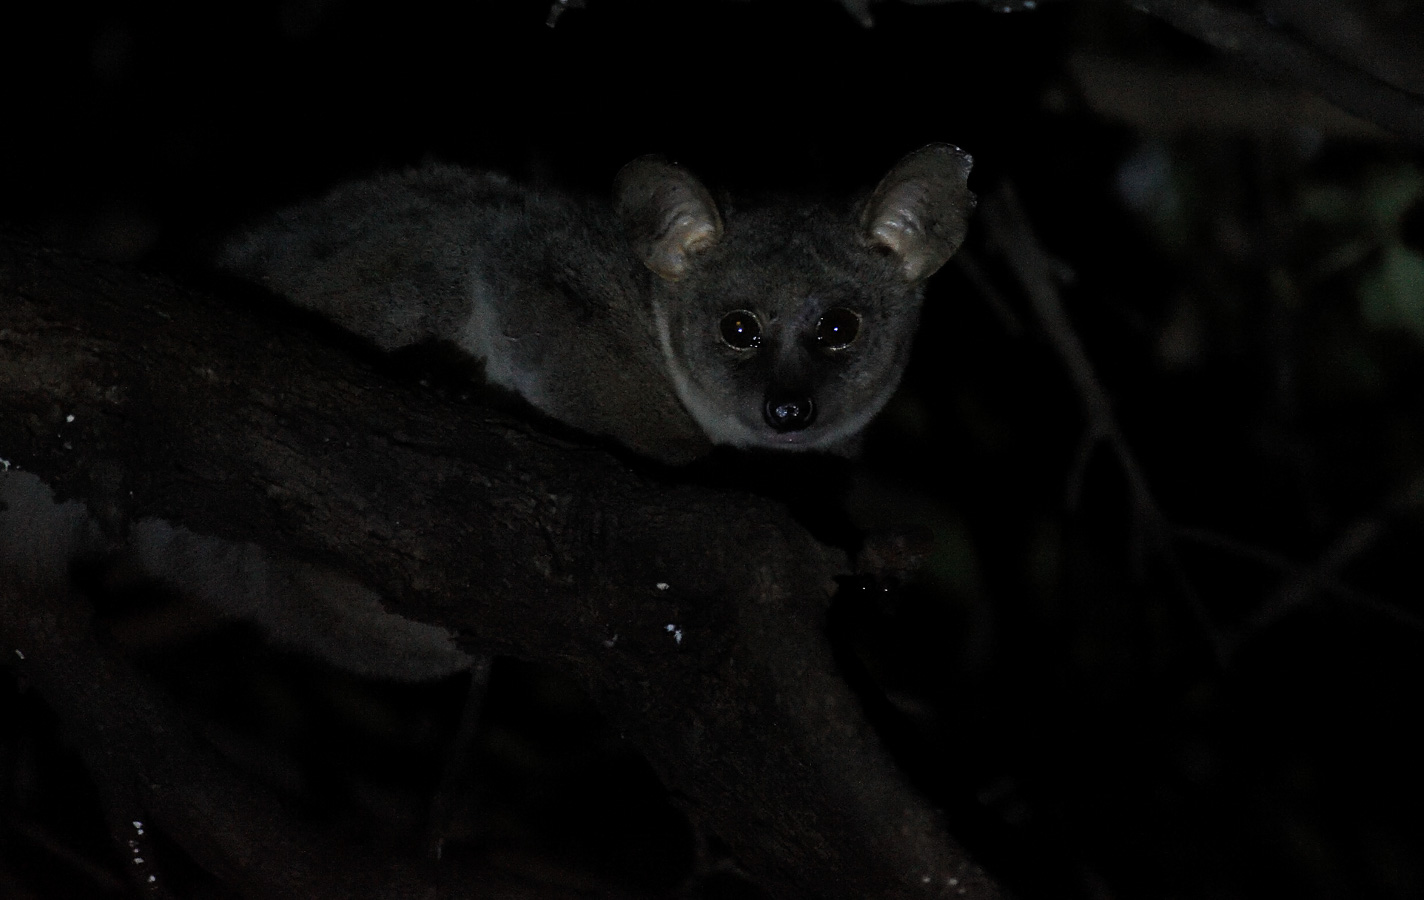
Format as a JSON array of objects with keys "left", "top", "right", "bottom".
[
  {"left": 862, "top": 143, "right": 975, "bottom": 284},
  {"left": 613, "top": 155, "right": 724, "bottom": 282}
]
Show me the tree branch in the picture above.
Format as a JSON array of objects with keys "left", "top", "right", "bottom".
[
  {"left": 1128, "top": 0, "right": 1424, "bottom": 146},
  {"left": 0, "top": 238, "right": 1003, "bottom": 899}
]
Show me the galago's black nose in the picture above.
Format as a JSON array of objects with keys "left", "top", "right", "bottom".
[{"left": 764, "top": 394, "right": 816, "bottom": 432}]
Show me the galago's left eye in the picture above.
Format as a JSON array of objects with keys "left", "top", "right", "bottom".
[{"left": 816, "top": 308, "right": 861, "bottom": 349}]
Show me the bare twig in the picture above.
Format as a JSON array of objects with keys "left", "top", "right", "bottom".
[
  {"left": 1172, "top": 524, "right": 1424, "bottom": 633},
  {"left": 980, "top": 184, "right": 1225, "bottom": 659},
  {"left": 953, "top": 252, "right": 1025, "bottom": 337},
  {"left": 1179, "top": 470, "right": 1424, "bottom": 655},
  {"left": 1238, "top": 518, "right": 1382, "bottom": 641},
  {"left": 980, "top": 185, "right": 1424, "bottom": 662}
]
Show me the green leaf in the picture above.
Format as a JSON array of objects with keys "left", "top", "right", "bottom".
[{"left": 1359, "top": 243, "right": 1424, "bottom": 341}]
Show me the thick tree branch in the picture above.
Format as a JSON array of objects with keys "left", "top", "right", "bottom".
[
  {"left": 1067, "top": 51, "right": 1390, "bottom": 138},
  {"left": 2, "top": 580, "right": 589, "bottom": 899},
  {"left": 1129, "top": 0, "right": 1424, "bottom": 146},
  {"left": 0, "top": 239, "right": 1002, "bottom": 900}
]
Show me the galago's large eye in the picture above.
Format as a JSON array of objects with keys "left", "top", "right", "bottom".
[
  {"left": 816, "top": 308, "right": 861, "bottom": 349},
  {"left": 719, "top": 310, "right": 762, "bottom": 350}
]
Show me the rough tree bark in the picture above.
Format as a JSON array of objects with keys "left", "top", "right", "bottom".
[{"left": 0, "top": 238, "right": 1003, "bottom": 900}]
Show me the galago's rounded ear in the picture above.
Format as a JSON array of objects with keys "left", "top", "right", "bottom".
[
  {"left": 862, "top": 144, "right": 975, "bottom": 284},
  {"left": 614, "top": 155, "right": 724, "bottom": 282}
]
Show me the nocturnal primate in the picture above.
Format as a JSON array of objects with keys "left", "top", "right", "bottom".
[{"left": 221, "top": 145, "right": 975, "bottom": 462}]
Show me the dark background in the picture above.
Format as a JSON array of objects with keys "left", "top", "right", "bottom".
[{"left": 4, "top": 1, "right": 1424, "bottom": 898}]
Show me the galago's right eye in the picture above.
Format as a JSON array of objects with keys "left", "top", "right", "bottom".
[{"left": 719, "top": 310, "right": 762, "bottom": 350}]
